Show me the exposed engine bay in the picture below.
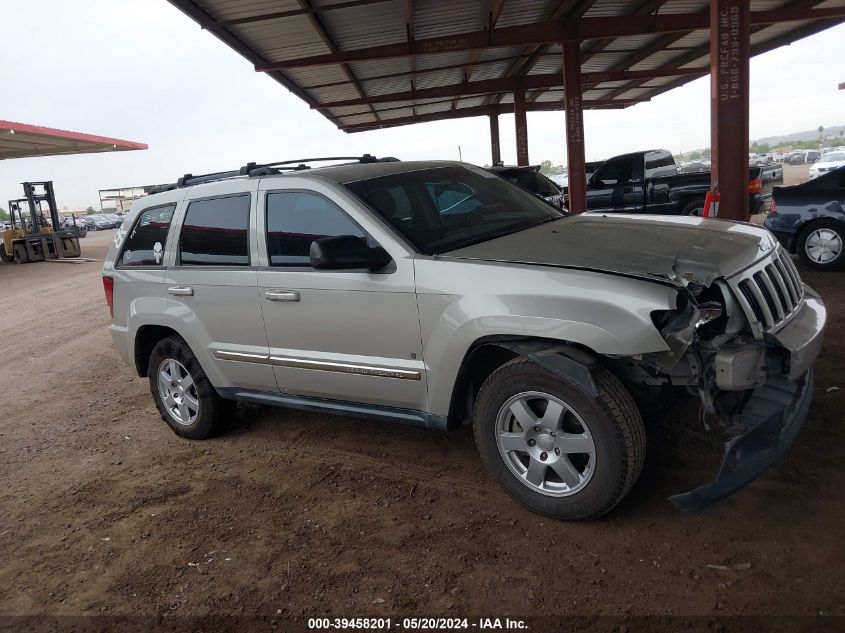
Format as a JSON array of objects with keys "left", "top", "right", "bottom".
[{"left": 610, "top": 247, "right": 824, "bottom": 511}]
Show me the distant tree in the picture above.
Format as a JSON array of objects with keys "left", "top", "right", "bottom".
[
  {"left": 702, "top": 148, "right": 711, "bottom": 158},
  {"left": 86, "top": 206, "right": 96, "bottom": 215},
  {"left": 688, "top": 150, "right": 702, "bottom": 160},
  {"left": 539, "top": 159, "right": 554, "bottom": 175},
  {"left": 0, "top": 207, "right": 8, "bottom": 221}
]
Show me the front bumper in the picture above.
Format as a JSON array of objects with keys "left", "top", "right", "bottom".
[
  {"left": 670, "top": 285, "right": 825, "bottom": 512},
  {"left": 670, "top": 369, "right": 813, "bottom": 513},
  {"left": 772, "top": 286, "right": 826, "bottom": 379}
]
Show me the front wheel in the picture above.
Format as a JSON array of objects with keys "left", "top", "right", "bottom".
[
  {"left": 797, "top": 220, "right": 844, "bottom": 271},
  {"left": 148, "top": 335, "right": 235, "bottom": 439},
  {"left": 473, "top": 358, "right": 645, "bottom": 520}
]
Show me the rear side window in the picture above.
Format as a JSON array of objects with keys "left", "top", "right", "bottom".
[
  {"left": 117, "top": 204, "right": 175, "bottom": 267},
  {"left": 266, "top": 191, "right": 365, "bottom": 267},
  {"left": 179, "top": 195, "right": 250, "bottom": 266}
]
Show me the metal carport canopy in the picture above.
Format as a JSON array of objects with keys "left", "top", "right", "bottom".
[
  {"left": 166, "top": 0, "right": 844, "bottom": 132},
  {"left": 166, "top": 0, "right": 845, "bottom": 220},
  {"left": 0, "top": 120, "right": 148, "bottom": 160}
]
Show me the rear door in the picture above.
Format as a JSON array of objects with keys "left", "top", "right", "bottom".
[
  {"left": 110, "top": 194, "right": 184, "bottom": 352},
  {"left": 255, "top": 178, "right": 427, "bottom": 412},
  {"left": 162, "top": 180, "right": 276, "bottom": 392}
]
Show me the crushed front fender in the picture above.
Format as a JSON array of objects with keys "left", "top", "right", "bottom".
[{"left": 669, "top": 369, "right": 813, "bottom": 513}]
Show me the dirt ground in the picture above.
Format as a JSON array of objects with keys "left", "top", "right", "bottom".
[{"left": 0, "top": 229, "right": 843, "bottom": 621}]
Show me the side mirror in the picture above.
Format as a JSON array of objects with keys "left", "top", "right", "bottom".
[{"left": 310, "top": 235, "right": 391, "bottom": 271}]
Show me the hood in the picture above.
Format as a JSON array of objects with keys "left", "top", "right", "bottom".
[{"left": 443, "top": 214, "right": 776, "bottom": 286}]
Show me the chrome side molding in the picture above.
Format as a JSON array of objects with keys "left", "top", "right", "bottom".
[{"left": 212, "top": 349, "right": 421, "bottom": 380}]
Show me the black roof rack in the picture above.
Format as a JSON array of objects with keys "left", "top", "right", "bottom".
[{"left": 147, "top": 154, "right": 399, "bottom": 195}]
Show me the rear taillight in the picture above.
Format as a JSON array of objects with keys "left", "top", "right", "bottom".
[
  {"left": 102, "top": 276, "right": 114, "bottom": 318},
  {"left": 748, "top": 177, "right": 762, "bottom": 194}
]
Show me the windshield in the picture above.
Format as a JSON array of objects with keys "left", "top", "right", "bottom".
[
  {"left": 820, "top": 152, "right": 845, "bottom": 163},
  {"left": 344, "top": 165, "right": 563, "bottom": 255}
]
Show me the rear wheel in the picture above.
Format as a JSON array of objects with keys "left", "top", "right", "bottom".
[
  {"left": 0, "top": 248, "right": 13, "bottom": 263},
  {"left": 148, "top": 335, "right": 235, "bottom": 439},
  {"left": 797, "top": 220, "right": 844, "bottom": 271},
  {"left": 681, "top": 198, "right": 706, "bottom": 217},
  {"left": 473, "top": 358, "right": 645, "bottom": 520}
]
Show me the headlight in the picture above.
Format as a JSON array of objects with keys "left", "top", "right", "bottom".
[{"left": 695, "top": 301, "right": 723, "bottom": 328}]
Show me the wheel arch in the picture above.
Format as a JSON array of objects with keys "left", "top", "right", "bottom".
[
  {"left": 446, "top": 336, "right": 602, "bottom": 430},
  {"left": 677, "top": 193, "right": 706, "bottom": 215},
  {"left": 134, "top": 324, "right": 183, "bottom": 377}
]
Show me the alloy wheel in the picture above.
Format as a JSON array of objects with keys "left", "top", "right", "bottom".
[
  {"left": 495, "top": 391, "right": 596, "bottom": 497},
  {"left": 157, "top": 358, "right": 200, "bottom": 425}
]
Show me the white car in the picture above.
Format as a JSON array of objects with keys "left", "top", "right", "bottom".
[{"left": 809, "top": 151, "right": 845, "bottom": 179}]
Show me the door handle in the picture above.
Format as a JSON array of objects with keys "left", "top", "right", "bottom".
[
  {"left": 265, "top": 289, "right": 300, "bottom": 302},
  {"left": 167, "top": 286, "right": 194, "bottom": 296}
]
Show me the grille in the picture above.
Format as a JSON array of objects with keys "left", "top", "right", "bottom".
[{"left": 732, "top": 247, "right": 804, "bottom": 334}]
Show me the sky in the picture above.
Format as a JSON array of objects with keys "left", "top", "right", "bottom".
[{"left": 1, "top": 0, "right": 843, "bottom": 209}]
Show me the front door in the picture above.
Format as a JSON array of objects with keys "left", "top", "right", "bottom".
[{"left": 256, "top": 186, "right": 427, "bottom": 412}]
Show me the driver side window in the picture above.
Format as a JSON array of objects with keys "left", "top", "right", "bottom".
[{"left": 266, "top": 191, "right": 366, "bottom": 267}]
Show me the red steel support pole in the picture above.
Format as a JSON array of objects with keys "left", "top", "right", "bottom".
[
  {"left": 514, "top": 84, "right": 529, "bottom": 166},
  {"left": 489, "top": 110, "right": 501, "bottom": 165},
  {"left": 710, "top": 0, "right": 750, "bottom": 221},
  {"left": 562, "top": 39, "right": 587, "bottom": 214}
]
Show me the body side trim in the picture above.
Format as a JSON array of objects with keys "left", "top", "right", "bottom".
[{"left": 212, "top": 349, "right": 422, "bottom": 380}]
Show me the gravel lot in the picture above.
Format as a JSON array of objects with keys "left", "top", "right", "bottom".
[{"left": 0, "top": 229, "right": 843, "bottom": 619}]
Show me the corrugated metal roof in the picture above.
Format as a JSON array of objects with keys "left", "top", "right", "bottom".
[{"left": 168, "top": 0, "right": 845, "bottom": 131}]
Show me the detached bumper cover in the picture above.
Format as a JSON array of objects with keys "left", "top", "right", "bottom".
[
  {"left": 670, "top": 284, "right": 824, "bottom": 513},
  {"left": 670, "top": 370, "right": 813, "bottom": 513}
]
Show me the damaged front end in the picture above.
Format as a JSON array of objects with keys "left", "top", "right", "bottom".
[{"left": 619, "top": 246, "right": 825, "bottom": 512}]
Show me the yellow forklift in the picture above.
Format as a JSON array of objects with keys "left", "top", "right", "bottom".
[{"left": 1, "top": 181, "right": 81, "bottom": 263}]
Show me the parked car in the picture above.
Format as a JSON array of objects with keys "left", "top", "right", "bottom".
[
  {"left": 103, "top": 157, "right": 824, "bottom": 520},
  {"left": 764, "top": 165, "right": 845, "bottom": 271},
  {"left": 566, "top": 149, "right": 780, "bottom": 215},
  {"left": 789, "top": 150, "right": 821, "bottom": 165},
  {"left": 485, "top": 165, "right": 567, "bottom": 211},
  {"left": 90, "top": 215, "right": 115, "bottom": 230},
  {"left": 679, "top": 160, "right": 710, "bottom": 173},
  {"left": 809, "top": 150, "right": 845, "bottom": 180},
  {"left": 61, "top": 218, "right": 88, "bottom": 238}
]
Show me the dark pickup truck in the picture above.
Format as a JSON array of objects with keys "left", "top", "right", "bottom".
[{"left": 569, "top": 149, "right": 781, "bottom": 216}]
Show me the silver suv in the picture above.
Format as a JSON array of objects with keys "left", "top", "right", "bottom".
[{"left": 103, "top": 156, "right": 825, "bottom": 520}]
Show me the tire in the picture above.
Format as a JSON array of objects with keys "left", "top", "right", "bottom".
[
  {"left": 681, "top": 198, "right": 706, "bottom": 217},
  {"left": 0, "top": 249, "right": 12, "bottom": 263},
  {"left": 148, "top": 335, "right": 235, "bottom": 439},
  {"left": 13, "top": 244, "right": 29, "bottom": 264},
  {"left": 796, "top": 220, "right": 844, "bottom": 271},
  {"left": 473, "top": 357, "right": 645, "bottom": 521}
]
